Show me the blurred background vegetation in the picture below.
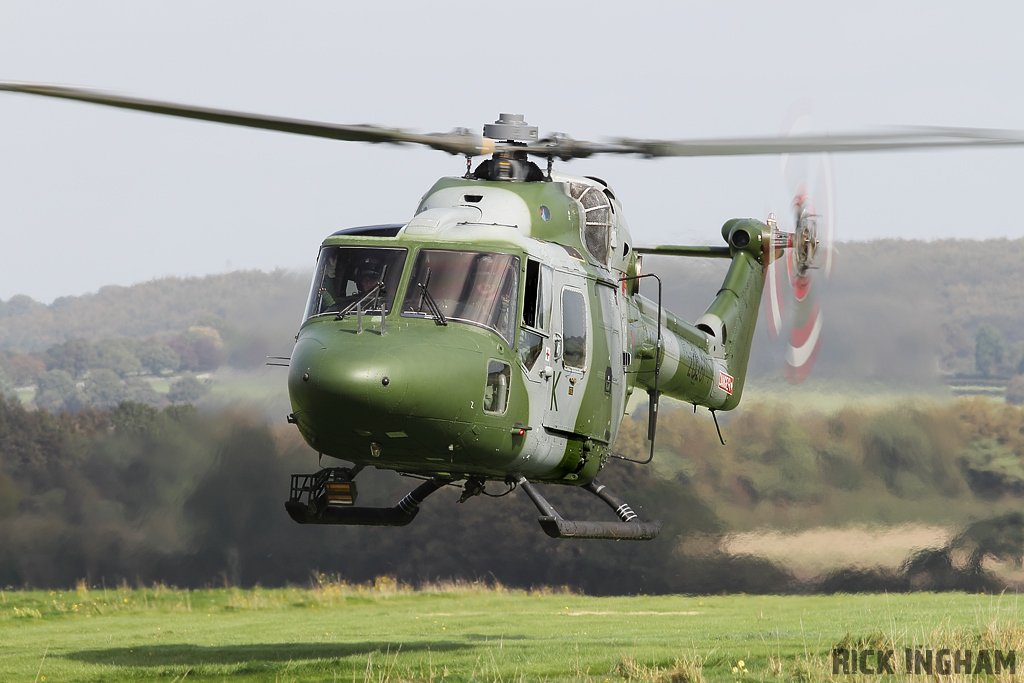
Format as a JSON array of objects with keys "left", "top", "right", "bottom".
[
  {"left": 1, "top": 396, "right": 1022, "bottom": 594},
  {"left": 1, "top": 239, "right": 1023, "bottom": 593}
]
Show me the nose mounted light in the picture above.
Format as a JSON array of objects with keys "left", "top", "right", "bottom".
[{"left": 370, "top": 442, "right": 382, "bottom": 458}]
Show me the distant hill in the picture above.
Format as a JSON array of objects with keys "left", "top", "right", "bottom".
[
  {"left": 2, "top": 238, "right": 1023, "bottom": 388},
  {"left": 0, "top": 270, "right": 309, "bottom": 354}
]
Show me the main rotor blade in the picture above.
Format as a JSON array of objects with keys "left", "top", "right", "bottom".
[
  {"left": 0, "top": 81, "right": 497, "bottom": 156},
  {"left": 7, "top": 80, "right": 1024, "bottom": 161},
  {"left": 532, "top": 128, "right": 1024, "bottom": 159}
]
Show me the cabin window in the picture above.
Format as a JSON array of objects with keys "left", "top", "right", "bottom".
[
  {"left": 483, "top": 360, "right": 511, "bottom": 414},
  {"left": 401, "top": 250, "right": 520, "bottom": 343},
  {"left": 562, "top": 288, "right": 587, "bottom": 369},
  {"left": 518, "top": 329, "right": 543, "bottom": 371},
  {"left": 304, "top": 246, "right": 407, "bottom": 321},
  {"left": 521, "top": 259, "right": 552, "bottom": 331}
]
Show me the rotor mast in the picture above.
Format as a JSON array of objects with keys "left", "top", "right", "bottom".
[{"left": 471, "top": 114, "right": 547, "bottom": 182}]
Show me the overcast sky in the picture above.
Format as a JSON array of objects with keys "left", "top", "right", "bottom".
[{"left": 2, "top": 1, "right": 1023, "bottom": 303}]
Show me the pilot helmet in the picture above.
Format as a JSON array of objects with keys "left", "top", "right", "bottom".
[{"left": 357, "top": 256, "right": 384, "bottom": 284}]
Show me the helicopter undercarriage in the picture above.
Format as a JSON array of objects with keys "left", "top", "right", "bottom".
[{"left": 284, "top": 466, "right": 661, "bottom": 540}]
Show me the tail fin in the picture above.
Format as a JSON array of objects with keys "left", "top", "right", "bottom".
[
  {"left": 631, "top": 219, "right": 773, "bottom": 411},
  {"left": 693, "top": 219, "right": 772, "bottom": 410}
]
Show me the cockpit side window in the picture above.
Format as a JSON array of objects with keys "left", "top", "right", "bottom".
[
  {"left": 401, "top": 250, "right": 520, "bottom": 343},
  {"left": 304, "top": 246, "right": 407, "bottom": 321},
  {"left": 521, "top": 259, "right": 552, "bottom": 331},
  {"left": 519, "top": 259, "right": 553, "bottom": 372}
]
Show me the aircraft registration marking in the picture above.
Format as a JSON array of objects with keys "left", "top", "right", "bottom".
[{"left": 718, "top": 370, "right": 734, "bottom": 395}]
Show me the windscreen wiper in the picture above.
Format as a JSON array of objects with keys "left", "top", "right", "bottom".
[{"left": 417, "top": 269, "right": 447, "bottom": 326}]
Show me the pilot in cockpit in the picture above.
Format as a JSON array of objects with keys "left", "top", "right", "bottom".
[
  {"left": 319, "top": 253, "right": 383, "bottom": 311},
  {"left": 350, "top": 257, "right": 383, "bottom": 297},
  {"left": 318, "top": 251, "right": 343, "bottom": 310}
]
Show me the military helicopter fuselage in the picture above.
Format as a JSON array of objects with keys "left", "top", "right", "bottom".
[{"left": 288, "top": 167, "right": 770, "bottom": 494}]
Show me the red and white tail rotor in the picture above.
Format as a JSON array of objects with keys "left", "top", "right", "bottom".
[{"left": 764, "top": 103, "right": 836, "bottom": 384}]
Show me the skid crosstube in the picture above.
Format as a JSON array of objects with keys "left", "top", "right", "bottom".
[
  {"left": 518, "top": 477, "right": 662, "bottom": 541},
  {"left": 285, "top": 473, "right": 447, "bottom": 526}
]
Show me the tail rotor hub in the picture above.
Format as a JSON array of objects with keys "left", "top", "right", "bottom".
[{"left": 792, "top": 196, "right": 818, "bottom": 277}]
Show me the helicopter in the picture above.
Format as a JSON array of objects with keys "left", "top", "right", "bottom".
[{"left": 5, "top": 81, "right": 1024, "bottom": 540}]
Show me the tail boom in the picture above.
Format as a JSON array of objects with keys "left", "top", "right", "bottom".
[{"left": 632, "top": 219, "right": 772, "bottom": 411}]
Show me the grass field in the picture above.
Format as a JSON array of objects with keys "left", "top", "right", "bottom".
[{"left": 2, "top": 581, "right": 1022, "bottom": 682}]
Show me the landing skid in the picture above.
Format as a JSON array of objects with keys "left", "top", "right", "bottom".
[
  {"left": 518, "top": 477, "right": 662, "bottom": 540},
  {"left": 284, "top": 468, "right": 661, "bottom": 540}
]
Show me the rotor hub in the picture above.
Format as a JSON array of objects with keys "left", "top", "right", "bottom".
[
  {"left": 793, "top": 198, "right": 818, "bottom": 276},
  {"left": 483, "top": 114, "right": 538, "bottom": 144}
]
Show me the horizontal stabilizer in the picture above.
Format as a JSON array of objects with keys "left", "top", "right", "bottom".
[{"left": 635, "top": 245, "right": 732, "bottom": 258}]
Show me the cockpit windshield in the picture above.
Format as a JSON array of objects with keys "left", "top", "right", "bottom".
[
  {"left": 401, "top": 250, "right": 520, "bottom": 343},
  {"left": 304, "top": 246, "right": 407, "bottom": 321}
]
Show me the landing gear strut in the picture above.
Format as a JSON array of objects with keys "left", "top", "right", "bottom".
[{"left": 517, "top": 477, "right": 662, "bottom": 540}]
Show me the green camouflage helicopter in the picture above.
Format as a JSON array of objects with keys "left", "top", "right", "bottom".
[{"left": 5, "top": 82, "right": 1024, "bottom": 540}]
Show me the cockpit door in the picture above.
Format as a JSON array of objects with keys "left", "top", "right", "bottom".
[
  {"left": 543, "top": 273, "right": 590, "bottom": 434},
  {"left": 518, "top": 259, "right": 552, "bottom": 384}
]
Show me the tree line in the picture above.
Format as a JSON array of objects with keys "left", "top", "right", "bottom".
[
  {"left": 3, "top": 238, "right": 1024, "bottom": 391},
  {"left": 1, "top": 395, "right": 1021, "bottom": 593},
  {"left": 0, "top": 328, "right": 223, "bottom": 412}
]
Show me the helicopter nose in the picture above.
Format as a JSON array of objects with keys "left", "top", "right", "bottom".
[
  {"left": 289, "top": 333, "right": 485, "bottom": 430},
  {"left": 327, "top": 347, "right": 411, "bottom": 413},
  {"left": 289, "top": 339, "right": 409, "bottom": 415}
]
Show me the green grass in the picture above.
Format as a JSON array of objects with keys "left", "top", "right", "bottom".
[{"left": 1, "top": 581, "right": 1022, "bottom": 682}]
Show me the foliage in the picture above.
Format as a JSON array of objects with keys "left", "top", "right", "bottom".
[
  {"left": 167, "top": 373, "right": 208, "bottom": 403},
  {"left": 93, "top": 337, "right": 144, "bottom": 378},
  {"left": 958, "top": 437, "right": 1024, "bottom": 497},
  {"left": 34, "top": 369, "right": 83, "bottom": 413},
  {"left": 0, "top": 351, "right": 45, "bottom": 386},
  {"left": 82, "top": 368, "right": 124, "bottom": 408},
  {"left": 976, "top": 323, "right": 1006, "bottom": 377},
  {"left": 0, "top": 365, "right": 15, "bottom": 400},
  {"left": 0, "top": 394, "right": 1022, "bottom": 593},
  {"left": 137, "top": 340, "right": 180, "bottom": 375},
  {"left": 902, "top": 511, "right": 1024, "bottom": 590},
  {"left": 47, "top": 337, "right": 98, "bottom": 379},
  {"left": 169, "top": 328, "right": 225, "bottom": 372},
  {"left": 1006, "top": 374, "right": 1024, "bottom": 406}
]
